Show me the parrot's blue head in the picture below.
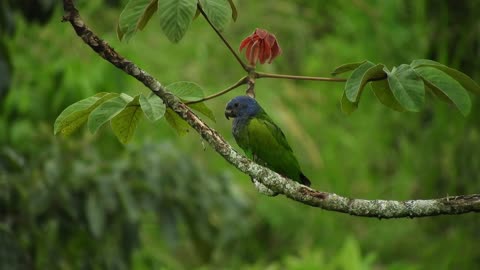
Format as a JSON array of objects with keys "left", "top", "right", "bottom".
[{"left": 225, "top": 95, "right": 261, "bottom": 120}]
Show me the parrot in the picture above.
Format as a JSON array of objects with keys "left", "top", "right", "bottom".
[{"left": 224, "top": 95, "right": 311, "bottom": 186}]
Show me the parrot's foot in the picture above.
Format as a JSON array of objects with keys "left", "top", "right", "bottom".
[{"left": 251, "top": 178, "right": 278, "bottom": 196}]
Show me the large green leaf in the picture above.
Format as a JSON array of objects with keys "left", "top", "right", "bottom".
[
  {"left": 54, "top": 92, "right": 118, "bottom": 136},
  {"left": 345, "top": 62, "right": 385, "bottom": 102},
  {"left": 111, "top": 95, "right": 143, "bottom": 144},
  {"left": 340, "top": 92, "right": 358, "bottom": 115},
  {"left": 117, "top": 0, "right": 158, "bottom": 41},
  {"left": 411, "top": 59, "right": 480, "bottom": 94},
  {"left": 200, "top": 0, "right": 232, "bottom": 31},
  {"left": 387, "top": 64, "right": 425, "bottom": 112},
  {"left": 167, "top": 81, "right": 204, "bottom": 101},
  {"left": 415, "top": 66, "right": 471, "bottom": 116},
  {"left": 158, "top": 0, "right": 197, "bottom": 43},
  {"left": 188, "top": 102, "right": 216, "bottom": 122},
  {"left": 370, "top": 79, "right": 405, "bottom": 112},
  {"left": 139, "top": 94, "right": 166, "bottom": 121},
  {"left": 165, "top": 108, "right": 190, "bottom": 135},
  {"left": 331, "top": 61, "right": 366, "bottom": 76},
  {"left": 88, "top": 96, "right": 130, "bottom": 134}
]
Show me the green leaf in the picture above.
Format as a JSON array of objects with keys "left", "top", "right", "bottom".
[
  {"left": 345, "top": 62, "right": 385, "bottom": 102},
  {"left": 411, "top": 59, "right": 480, "bottom": 95},
  {"left": 165, "top": 108, "right": 190, "bottom": 135},
  {"left": 423, "top": 79, "right": 458, "bottom": 105},
  {"left": 415, "top": 66, "right": 471, "bottom": 116},
  {"left": 116, "top": 23, "right": 125, "bottom": 41},
  {"left": 117, "top": 0, "right": 158, "bottom": 41},
  {"left": 200, "top": 0, "right": 232, "bottom": 31},
  {"left": 340, "top": 92, "right": 358, "bottom": 115},
  {"left": 86, "top": 194, "right": 104, "bottom": 238},
  {"left": 227, "top": 0, "right": 238, "bottom": 21},
  {"left": 139, "top": 94, "right": 166, "bottom": 121},
  {"left": 54, "top": 97, "right": 100, "bottom": 135},
  {"left": 167, "top": 81, "right": 204, "bottom": 101},
  {"left": 137, "top": 0, "right": 158, "bottom": 30},
  {"left": 54, "top": 92, "right": 118, "bottom": 136},
  {"left": 370, "top": 79, "right": 405, "bottom": 112},
  {"left": 387, "top": 64, "right": 425, "bottom": 112},
  {"left": 119, "top": 93, "right": 135, "bottom": 103},
  {"left": 331, "top": 61, "right": 366, "bottom": 76},
  {"left": 188, "top": 102, "right": 216, "bottom": 122},
  {"left": 158, "top": 0, "right": 197, "bottom": 43},
  {"left": 88, "top": 96, "right": 130, "bottom": 133},
  {"left": 111, "top": 95, "right": 143, "bottom": 144},
  {"left": 193, "top": 6, "right": 201, "bottom": 19}
]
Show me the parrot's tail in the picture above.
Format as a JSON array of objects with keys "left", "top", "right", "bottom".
[{"left": 300, "top": 173, "right": 311, "bottom": 186}]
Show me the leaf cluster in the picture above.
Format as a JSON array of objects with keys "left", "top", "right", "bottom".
[
  {"left": 54, "top": 82, "right": 215, "bottom": 143},
  {"left": 335, "top": 59, "right": 480, "bottom": 115},
  {"left": 117, "top": 0, "right": 237, "bottom": 42}
]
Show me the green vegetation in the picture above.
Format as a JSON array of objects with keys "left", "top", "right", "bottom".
[{"left": 1, "top": 0, "right": 479, "bottom": 269}]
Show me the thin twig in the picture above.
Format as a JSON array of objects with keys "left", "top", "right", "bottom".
[
  {"left": 255, "top": 71, "right": 388, "bottom": 82},
  {"left": 197, "top": 2, "right": 250, "bottom": 72},
  {"left": 185, "top": 76, "right": 249, "bottom": 104},
  {"left": 255, "top": 72, "right": 348, "bottom": 82}
]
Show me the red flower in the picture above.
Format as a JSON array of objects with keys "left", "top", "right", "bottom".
[{"left": 239, "top": 28, "right": 282, "bottom": 66}]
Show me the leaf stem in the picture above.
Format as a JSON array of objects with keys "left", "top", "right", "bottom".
[
  {"left": 197, "top": 2, "right": 250, "bottom": 72},
  {"left": 185, "top": 76, "right": 249, "bottom": 104},
  {"left": 255, "top": 72, "right": 348, "bottom": 82}
]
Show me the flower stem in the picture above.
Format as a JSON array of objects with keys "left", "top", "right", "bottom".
[{"left": 197, "top": 3, "right": 250, "bottom": 72}]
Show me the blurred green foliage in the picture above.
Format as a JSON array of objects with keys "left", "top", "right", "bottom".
[{"left": 1, "top": 0, "right": 480, "bottom": 269}]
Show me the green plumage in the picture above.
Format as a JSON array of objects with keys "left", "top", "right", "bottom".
[{"left": 225, "top": 96, "right": 310, "bottom": 186}]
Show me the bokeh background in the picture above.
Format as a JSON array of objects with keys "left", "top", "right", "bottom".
[{"left": 1, "top": 0, "right": 480, "bottom": 269}]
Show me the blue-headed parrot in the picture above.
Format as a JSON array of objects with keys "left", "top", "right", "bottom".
[{"left": 225, "top": 96, "right": 311, "bottom": 186}]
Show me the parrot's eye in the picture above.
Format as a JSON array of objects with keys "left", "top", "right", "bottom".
[{"left": 234, "top": 103, "right": 239, "bottom": 108}]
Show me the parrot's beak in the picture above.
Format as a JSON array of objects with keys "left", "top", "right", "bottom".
[
  {"left": 224, "top": 110, "right": 232, "bottom": 120},
  {"left": 224, "top": 109, "right": 235, "bottom": 120}
]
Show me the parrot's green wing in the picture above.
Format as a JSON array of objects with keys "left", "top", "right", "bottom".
[{"left": 234, "top": 112, "right": 306, "bottom": 183}]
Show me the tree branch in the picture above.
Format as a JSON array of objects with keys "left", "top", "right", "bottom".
[{"left": 61, "top": 0, "right": 480, "bottom": 219}]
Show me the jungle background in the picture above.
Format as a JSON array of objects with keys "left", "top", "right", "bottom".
[{"left": 1, "top": 0, "right": 480, "bottom": 269}]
